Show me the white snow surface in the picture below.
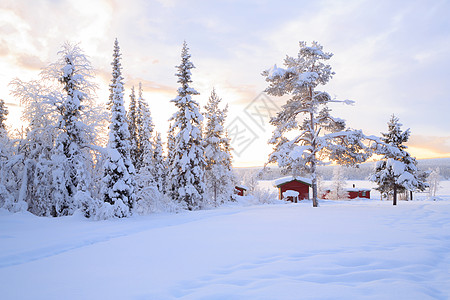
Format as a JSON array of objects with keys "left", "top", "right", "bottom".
[
  {"left": 1, "top": 189, "right": 450, "bottom": 299},
  {"left": 282, "top": 190, "right": 299, "bottom": 197}
]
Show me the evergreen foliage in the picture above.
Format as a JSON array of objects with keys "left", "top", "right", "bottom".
[
  {"left": 0, "top": 99, "right": 8, "bottom": 133},
  {"left": 136, "top": 82, "right": 154, "bottom": 170},
  {"left": 370, "top": 115, "right": 428, "bottom": 205},
  {"left": 263, "top": 41, "right": 369, "bottom": 207},
  {"left": 128, "top": 86, "right": 139, "bottom": 167},
  {"left": 102, "top": 39, "right": 135, "bottom": 217},
  {"left": 167, "top": 42, "right": 205, "bottom": 210},
  {"left": 203, "top": 89, "right": 235, "bottom": 206}
]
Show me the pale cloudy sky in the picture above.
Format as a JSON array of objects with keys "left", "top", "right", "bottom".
[{"left": 1, "top": 0, "right": 449, "bottom": 166}]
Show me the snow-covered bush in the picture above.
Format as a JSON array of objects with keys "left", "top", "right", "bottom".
[
  {"left": 135, "top": 186, "right": 184, "bottom": 215},
  {"left": 237, "top": 187, "right": 279, "bottom": 206}
]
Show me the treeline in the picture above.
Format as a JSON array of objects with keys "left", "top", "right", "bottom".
[
  {"left": 247, "top": 158, "right": 450, "bottom": 182},
  {"left": 0, "top": 40, "right": 236, "bottom": 219}
]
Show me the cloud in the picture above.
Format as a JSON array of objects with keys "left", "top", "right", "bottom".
[
  {"left": 15, "top": 54, "right": 46, "bottom": 71},
  {"left": 408, "top": 135, "right": 450, "bottom": 157}
]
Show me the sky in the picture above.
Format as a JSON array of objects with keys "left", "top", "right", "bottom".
[{"left": 0, "top": 0, "right": 449, "bottom": 167}]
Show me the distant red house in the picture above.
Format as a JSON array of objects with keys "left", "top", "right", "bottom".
[
  {"left": 274, "top": 177, "right": 312, "bottom": 202},
  {"left": 234, "top": 185, "right": 248, "bottom": 196},
  {"left": 322, "top": 187, "right": 371, "bottom": 199},
  {"left": 346, "top": 188, "right": 371, "bottom": 199}
]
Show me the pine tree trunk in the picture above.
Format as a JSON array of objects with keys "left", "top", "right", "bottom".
[
  {"left": 410, "top": 191, "right": 413, "bottom": 201},
  {"left": 393, "top": 186, "right": 397, "bottom": 206},
  {"left": 311, "top": 160, "right": 318, "bottom": 207}
]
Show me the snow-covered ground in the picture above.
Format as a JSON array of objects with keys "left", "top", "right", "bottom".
[{"left": 1, "top": 184, "right": 450, "bottom": 299}]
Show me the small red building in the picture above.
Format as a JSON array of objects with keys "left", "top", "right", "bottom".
[
  {"left": 274, "top": 176, "right": 311, "bottom": 202},
  {"left": 322, "top": 187, "right": 371, "bottom": 199},
  {"left": 234, "top": 185, "right": 248, "bottom": 196},
  {"left": 345, "top": 188, "right": 371, "bottom": 199}
]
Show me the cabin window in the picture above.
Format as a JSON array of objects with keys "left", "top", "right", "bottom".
[{"left": 361, "top": 191, "right": 366, "bottom": 197}]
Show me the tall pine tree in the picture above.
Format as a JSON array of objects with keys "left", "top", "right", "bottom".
[
  {"left": 152, "top": 132, "right": 167, "bottom": 193},
  {"left": 136, "top": 82, "right": 154, "bottom": 170},
  {"left": 53, "top": 43, "right": 97, "bottom": 215},
  {"left": 0, "top": 99, "right": 7, "bottom": 133},
  {"left": 128, "top": 86, "right": 139, "bottom": 167},
  {"left": 102, "top": 39, "right": 135, "bottom": 217},
  {"left": 203, "top": 89, "right": 235, "bottom": 206},
  {"left": 167, "top": 41, "right": 205, "bottom": 210},
  {"left": 263, "top": 41, "right": 369, "bottom": 207}
]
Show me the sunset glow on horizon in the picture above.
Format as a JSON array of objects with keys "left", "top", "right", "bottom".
[{"left": 1, "top": 0, "right": 449, "bottom": 167}]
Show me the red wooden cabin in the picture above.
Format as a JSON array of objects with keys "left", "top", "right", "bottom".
[
  {"left": 322, "top": 187, "right": 371, "bottom": 199},
  {"left": 274, "top": 176, "right": 311, "bottom": 202},
  {"left": 234, "top": 185, "right": 248, "bottom": 196},
  {"left": 345, "top": 188, "right": 371, "bottom": 199}
]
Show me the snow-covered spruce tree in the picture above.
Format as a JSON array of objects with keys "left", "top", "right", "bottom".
[
  {"left": 152, "top": 132, "right": 167, "bottom": 193},
  {"left": 127, "top": 86, "right": 139, "bottom": 167},
  {"left": 0, "top": 99, "right": 7, "bottom": 132},
  {"left": 167, "top": 41, "right": 205, "bottom": 210},
  {"left": 134, "top": 82, "right": 159, "bottom": 211},
  {"left": 263, "top": 41, "right": 369, "bottom": 207},
  {"left": 203, "top": 89, "right": 236, "bottom": 206},
  {"left": 8, "top": 43, "right": 106, "bottom": 217},
  {"left": 0, "top": 100, "right": 14, "bottom": 210},
  {"left": 370, "top": 115, "right": 427, "bottom": 205},
  {"left": 102, "top": 39, "right": 135, "bottom": 217},
  {"left": 48, "top": 43, "right": 99, "bottom": 216},
  {"left": 136, "top": 82, "right": 154, "bottom": 170},
  {"left": 326, "top": 166, "right": 348, "bottom": 200}
]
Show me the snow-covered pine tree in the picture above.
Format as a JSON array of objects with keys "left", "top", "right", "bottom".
[
  {"left": 102, "top": 39, "right": 135, "bottom": 217},
  {"left": 370, "top": 115, "right": 428, "bottom": 205},
  {"left": 134, "top": 82, "right": 159, "bottom": 212},
  {"left": 203, "top": 89, "right": 235, "bottom": 206},
  {"left": 152, "top": 132, "right": 167, "bottom": 193},
  {"left": 326, "top": 166, "right": 348, "bottom": 200},
  {"left": 0, "top": 100, "right": 13, "bottom": 210},
  {"left": 263, "top": 41, "right": 369, "bottom": 207},
  {"left": 50, "top": 43, "right": 98, "bottom": 215},
  {"left": 165, "top": 123, "right": 176, "bottom": 195},
  {"left": 136, "top": 82, "right": 154, "bottom": 170},
  {"left": 8, "top": 43, "right": 106, "bottom": 217},
  {"left": 0, "top": 99, "right": 7, "bottom": 133},
  {"left": 127, "top": 86, "right": 139, "bottom": 167},
  {"left": 167, "top": 41, "right": 205, "bottom": 210}
]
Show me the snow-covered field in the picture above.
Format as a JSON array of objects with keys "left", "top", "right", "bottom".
[{"left": 1, "top": 184, "right": 450, "bottom": 299}]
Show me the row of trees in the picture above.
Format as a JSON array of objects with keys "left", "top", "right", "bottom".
[
  {"left": 0, "top": 40, "right": 236, "bottom": 218},
  {"left": 0, "top": 39, "right": 431, "bottom": 215},
  {"left": 263, "top": 41, "right": 428, "bottom": 206}
]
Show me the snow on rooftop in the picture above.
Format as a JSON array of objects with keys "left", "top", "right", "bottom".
[
  {"left": 273, "top": 176, "right": 312, "bottom": 187},
  {"left": 345, "top": 187, "right": 371, "bottom": 192},
  {"left": 235, "top": 184, "right": 249, "bottom": 190}
]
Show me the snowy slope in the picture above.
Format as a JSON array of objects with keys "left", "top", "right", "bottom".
[{"left": 1, "top": 200, "right": 450, "bottom": 299}]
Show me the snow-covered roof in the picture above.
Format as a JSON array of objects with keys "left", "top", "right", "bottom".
[
  {"left": 273, "top": 176, "right": 312, "bottom": 187},
  {"left": 345, "top": 188, "right": 371, "bottom": 192},
  {"left": 235, "top": 185, "right": 249, "bottom": 190}
]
